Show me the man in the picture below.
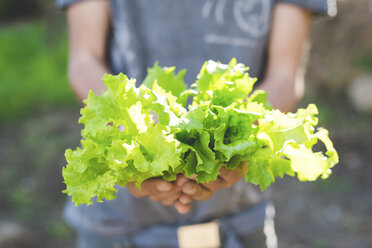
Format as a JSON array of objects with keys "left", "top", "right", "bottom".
[{"left": 58, "top": 0, "right": 334, "bottom": 247}]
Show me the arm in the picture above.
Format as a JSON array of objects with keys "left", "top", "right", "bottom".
[
  {"left": 258, "top": 3, "right": 311, "bottom": 112},
  {"left": 179, "top": 3, "right": 312, "bottom": 204},
  {"left": 66, "top": 0, "right": 111, "bottom": 102},
  {"left": 66, "top": 0, "right": 188, "bottom": 211}
]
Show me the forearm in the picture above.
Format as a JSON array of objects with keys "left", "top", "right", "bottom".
[
  {"left": 258, "top": 71, "right": 304, "bottom": 113},
  {"left": 66, "top": 0, "right": 111, "bottom": 103},
  {"left": 68, "top": 55, "right": 110, "bottom": 103},
  {"left": 260, "top": 3, "right": 311, "bottom": 113}
]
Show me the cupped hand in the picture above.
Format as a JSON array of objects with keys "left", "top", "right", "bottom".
[
  {"left": 177, "top": 162, "right": 248, "bottom": 203},
  {"left": 126, "top": 174, "right": 191, "bottom": 213},
  {"left": 127, "top": 162, "right": 248, "bottom": 214}
]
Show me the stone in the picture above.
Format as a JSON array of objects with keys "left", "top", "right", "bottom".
[
  {"left": 348, "top": 74, "right": 372, "bottom": 113},
  {"left": 0, "top": 221, "right": 27, "bottom": 244}
]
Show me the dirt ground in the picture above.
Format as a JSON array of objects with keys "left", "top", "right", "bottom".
[
  {"left": 0, "top": 106, "right": 371, "bottom": 248},
  {"left": 273, "top": 128, "right": 372, "bottom": 248}
]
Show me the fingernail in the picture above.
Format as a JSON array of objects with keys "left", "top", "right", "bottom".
[
  {"left": 189, "top": 174, "right": 196, "bottom": 180},
  {"left": 157, "top": 183, "right": 172, "bottom": 192},
  {"left": 175, "top": 203, "right": 190, "bottom": 214}
]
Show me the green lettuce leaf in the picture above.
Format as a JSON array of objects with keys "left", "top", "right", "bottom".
[
  {"left": 143, "top": 62, "right": 187, "bottom": 98},
  {"left": 63, "top": 59, "right": 339, "bottom": 205}
]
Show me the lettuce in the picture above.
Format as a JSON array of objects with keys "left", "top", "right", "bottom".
[{"left": 63, "top": 59, "right": 339, "bottom": 206}]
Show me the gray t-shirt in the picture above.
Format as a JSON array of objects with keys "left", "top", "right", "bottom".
[{"left": 57, "top": 0, "right": 332, "bottom": 237}]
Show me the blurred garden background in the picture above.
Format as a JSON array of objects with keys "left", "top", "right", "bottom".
[{"left": 0, "top": 0, "right": 371, "bottom": 247}]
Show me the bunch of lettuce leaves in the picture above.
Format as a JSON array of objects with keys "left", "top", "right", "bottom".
[{"left": 63, "top": 59, "right": 339, "bottom": 206}]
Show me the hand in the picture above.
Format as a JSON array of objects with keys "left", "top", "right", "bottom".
[
  {"left": 127, "top": 175, "right": 189, "bottom": 213},
  {"left": 127, "top": 162, "right": 248, "bottom": 214},
  {"left": 177, "top": 162, "right": 248, "bottom": 206}
]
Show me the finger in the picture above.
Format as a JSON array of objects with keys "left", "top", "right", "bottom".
[
  {"left": 128, "top": 178, "right": 175, "bottom": 199},
  {"left": 161, "top": 193, "right": 181, "bottom": 206},
  {"left": 174, "top": 201, "right": 190, "bottom": 214},
  {"left": 182, "top": 181, "right": 213, "bottom": 201},
  {"left": 178, "top": 194, "right": 192, "bottom": 205},
  {"left": 127, "top": 182, "right": 148, "bottom": 198},
  {"left": 149, "top": 195, "right": 161, "bottom": 202},
  {"left": 149, "top": 189, "right": 181, "bottom": 203},
  {"left": 202, "top": 177, "right": 228, "bottom": 191},
  {"left": 176, "top": 174, "right": 189, "bottom": 187},
  {"left": 219, "top": 167, "right": 243, "bottom": 185},
  {"left": 141, "top": 178, "right": 174, "bottom": 193}
]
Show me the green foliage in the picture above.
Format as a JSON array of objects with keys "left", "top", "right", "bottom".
[
  {"left": 63, "top": 59, "right": 339, "bottom": 206},
  {"left": 0, "top": 112, "right": 80, "bottom": 222},
  {"left": 353, "top": 53, "right": 372, "bottom": 73},
  {"left": 47, "top": 219, "right": 74, "bottom": 241},
  {"left": 143, "top": 61, "right": 187, "bottom": 98},
  {"left": 0, "top": 22, "right": 76, "bottom": 123}
]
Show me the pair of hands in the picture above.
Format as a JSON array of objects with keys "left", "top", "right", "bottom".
[{"left": 127, "top": 162, "right": 248, "bottom": 214}]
